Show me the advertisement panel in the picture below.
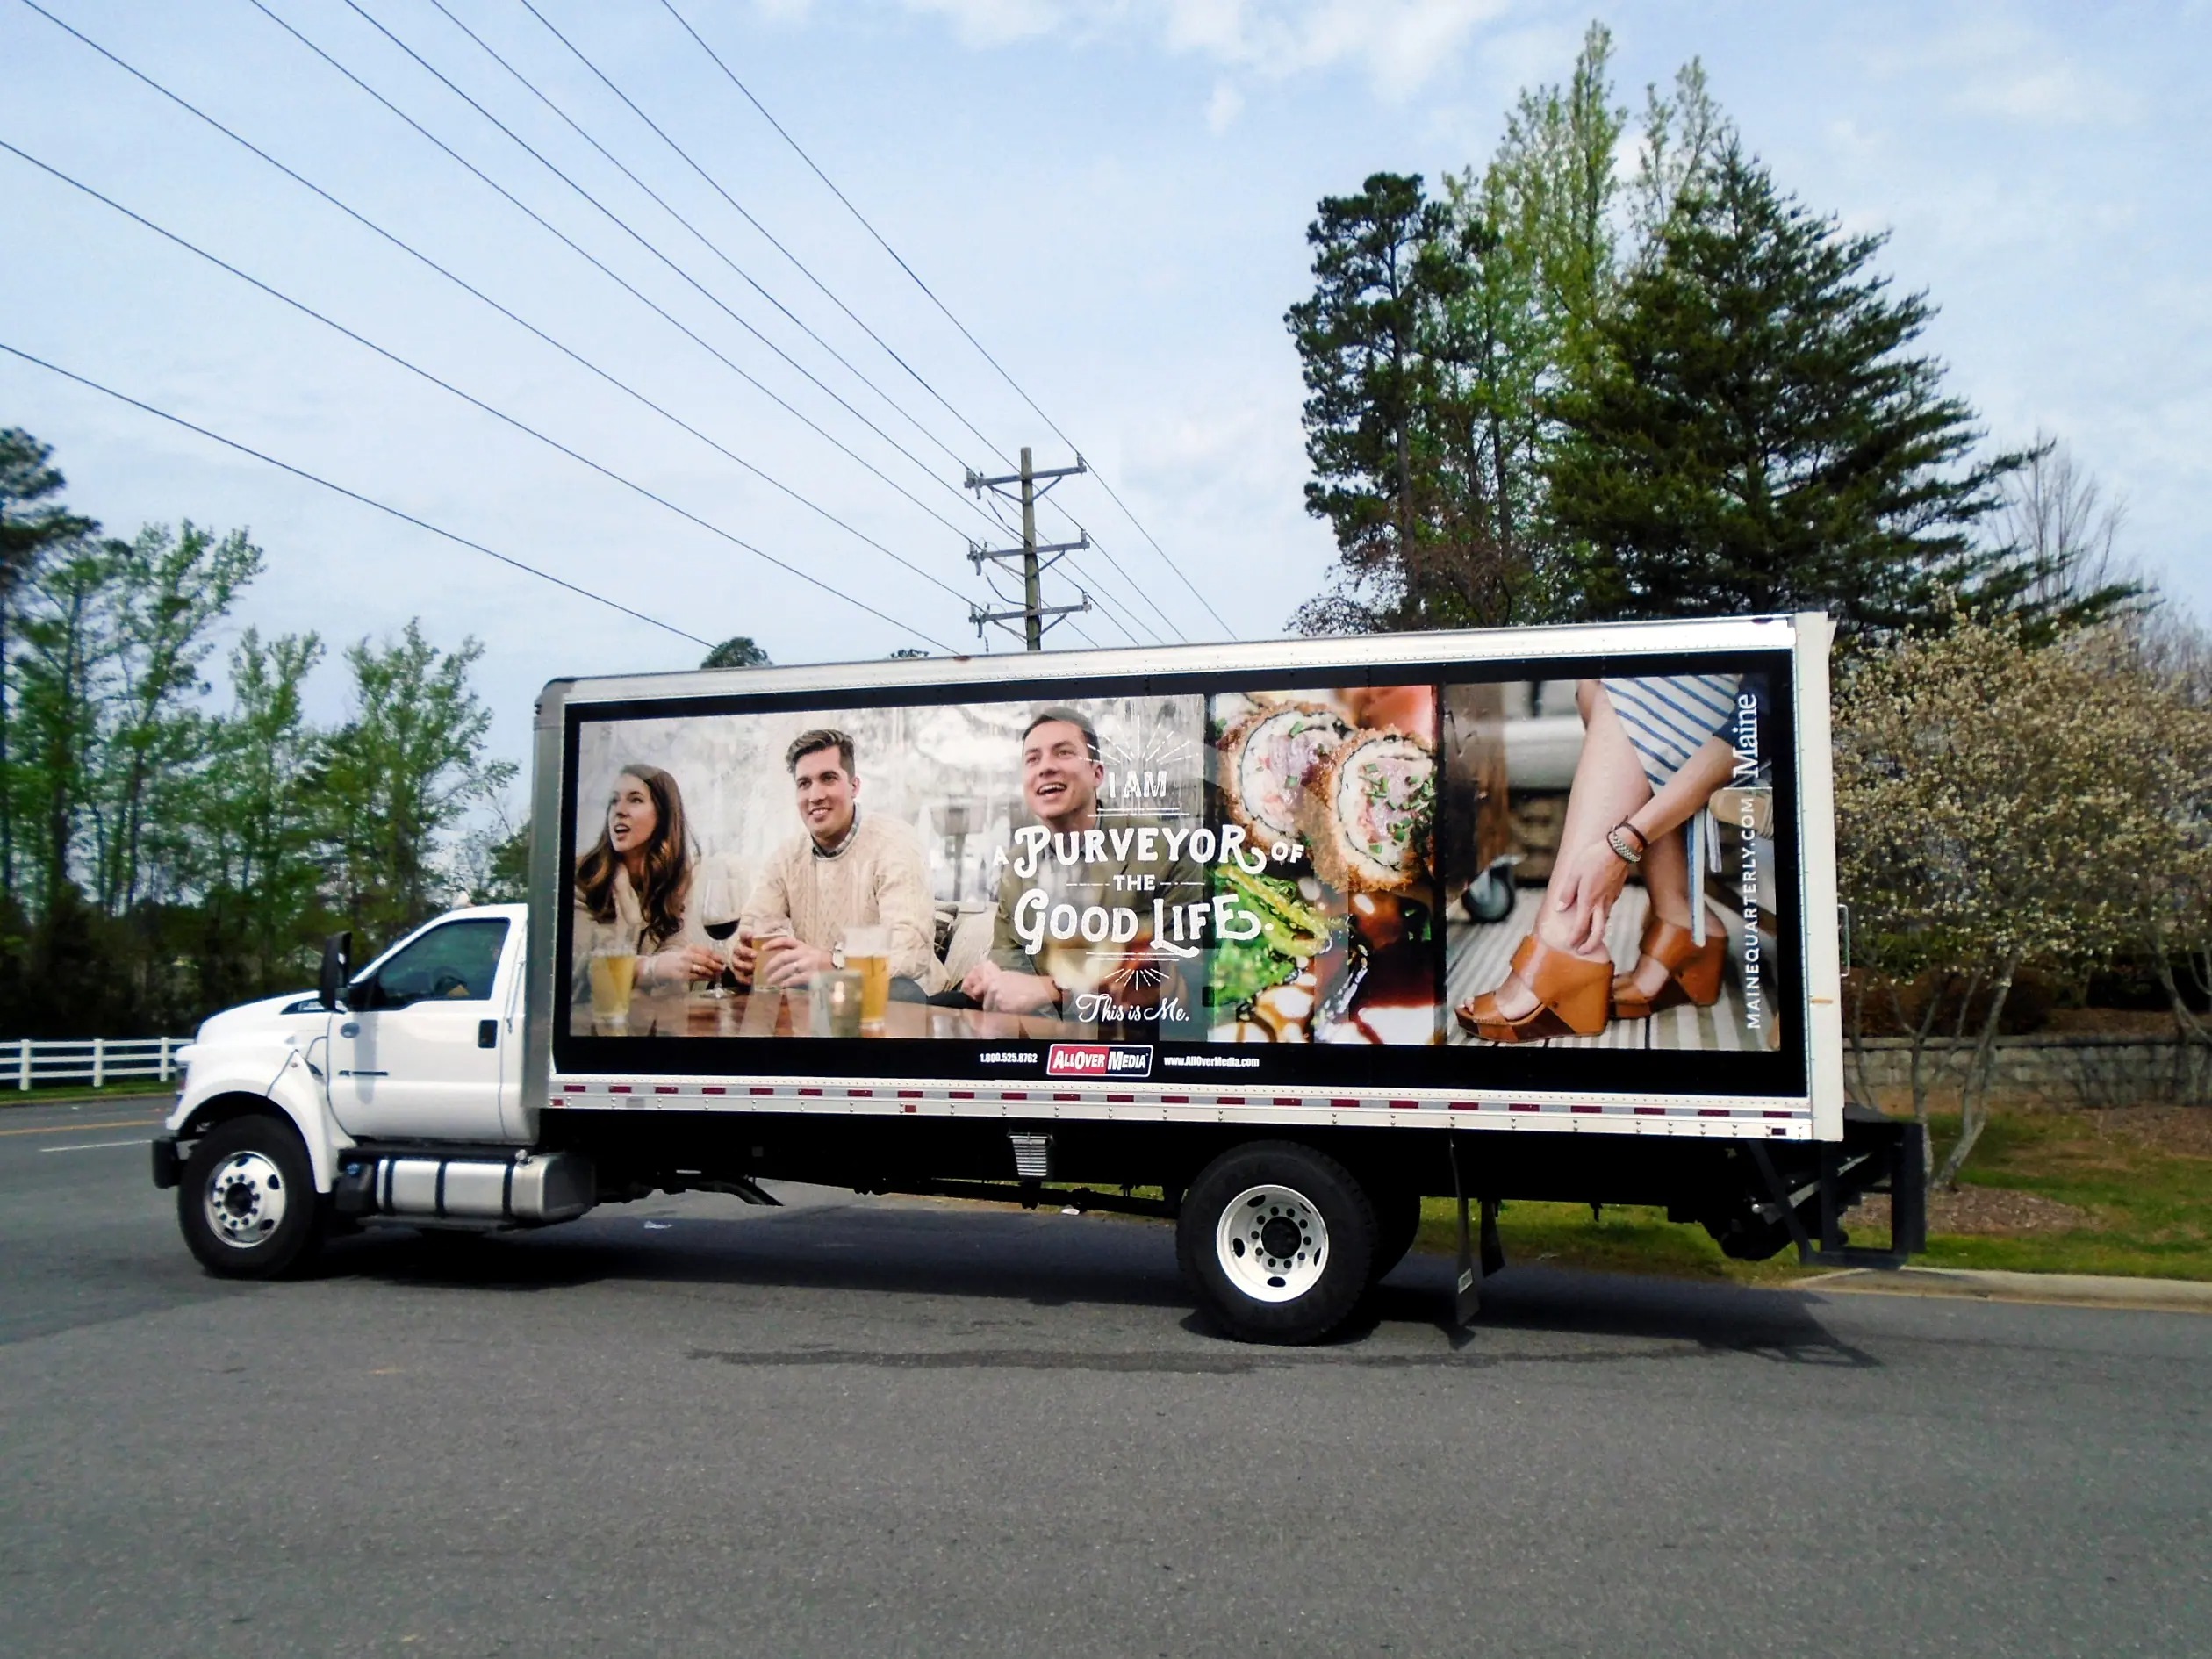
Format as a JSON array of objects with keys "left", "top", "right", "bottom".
[{"left": 555, "top": 650, "right": 1799, "bottom": 1096}]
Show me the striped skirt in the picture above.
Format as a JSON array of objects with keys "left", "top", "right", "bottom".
[{"left": 1600, "top": 674, "right": 1742, "bottom": 791}]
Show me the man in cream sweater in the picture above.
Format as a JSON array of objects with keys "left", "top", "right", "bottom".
[{"left": 734, "top": 729, "right": 945, "bottom": 996}]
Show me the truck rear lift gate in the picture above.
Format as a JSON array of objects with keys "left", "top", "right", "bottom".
[{"left": 1746, "top": 1111, "right": 1924, "bottom": 1268}]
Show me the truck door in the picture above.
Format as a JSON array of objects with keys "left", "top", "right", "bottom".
[{"left": 329, "top": 916, "right": 513, "bottom": 1142}]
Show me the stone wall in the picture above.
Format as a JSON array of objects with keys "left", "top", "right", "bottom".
[{"left": 1847, "top": 1035, "right": 2211, "bottom": 1110}]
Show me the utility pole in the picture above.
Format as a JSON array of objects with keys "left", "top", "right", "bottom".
[{"left": 966, "top": 447, "right": 1091, "bottom": 650}]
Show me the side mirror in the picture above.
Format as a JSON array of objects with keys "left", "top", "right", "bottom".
[{"left": 320, "top": 931, "right": 353, "bottom": 1012}]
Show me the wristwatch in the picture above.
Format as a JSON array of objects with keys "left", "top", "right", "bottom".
[{"left": 831, "top": 943, "right": 847, "bottom": 970}]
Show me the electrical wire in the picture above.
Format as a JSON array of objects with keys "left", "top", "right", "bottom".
[
  {"left": 254, "top": 0, "right": 1154, "bottom": 648},
  {"left": 327, "top": 3, "right": 1008, "bottom": 559},
  {"left": 0, "top": 341, "right": 712, "bottom": 648},
  {"left": 528, "top": 0, "right": 1015, "bottom": 476},
  {"left": 423, "top": 0, "right": 970, "bottom": 479},
  {"left": 0, "top": 141, "right": 955, "bottom": 651},
  {"left": 657, "top": 0, "right": 1237, "bottom": 642},
  {"left": 235, "top": 0, "right": 1146, "bottom": 648},
  {"left": 15, "top": 1, "right": 975, "bottom": 615}
]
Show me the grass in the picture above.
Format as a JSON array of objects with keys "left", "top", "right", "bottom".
[
  {"left": 1411, "top": 1107, "right": 2212, "bottom": 1285},
  {"left": 0, "top": 1079, "right": 179, "bottom": 1106}
]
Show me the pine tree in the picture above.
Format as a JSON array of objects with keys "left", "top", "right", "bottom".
[{"left": 1546, "top": 142, "right": 2031, "bottom": 636}]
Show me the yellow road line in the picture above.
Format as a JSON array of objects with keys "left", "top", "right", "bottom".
[{"left": 0, "top": 1116, "right": 167, "bottom": 1138}]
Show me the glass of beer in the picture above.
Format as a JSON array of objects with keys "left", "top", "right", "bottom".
[
  {"left": 587, "top": 947, "right": 636, "bottom": 1031},
  {"left": 844, "top": 924, "right": 891, "bottom": 1034}
]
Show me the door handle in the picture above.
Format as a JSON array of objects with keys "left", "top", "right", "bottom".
[
  {"left": 478, "top": 1019, "right": 498, "bottom": 1049},
  {"left": 339, "top": 1069, "right": 388, "bottom": 1078}
]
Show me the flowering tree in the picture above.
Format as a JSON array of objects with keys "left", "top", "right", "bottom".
[{"left": 1835, "top": 613, "right": 2212, "bottom": 1189}]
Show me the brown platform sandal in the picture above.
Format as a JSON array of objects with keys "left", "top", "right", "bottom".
[
  {"left": 1455, "top": 934, "right": 1613, "bottom": 1043},
  {"left": 1610, "top": 916, "right": 1726, "bottom": 1021}
]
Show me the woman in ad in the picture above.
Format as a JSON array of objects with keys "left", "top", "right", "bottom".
[
  {"left": 1457, "top": 675, "right": 1748, "bottom": 1043},
  {"left": 572, "top": 765, "right": 722, "bottom": 992}
]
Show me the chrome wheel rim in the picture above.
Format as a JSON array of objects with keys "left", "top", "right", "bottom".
[
  {"left": 204, "top": 1150, "right": 289, "bottom": 1249},
  {"left": 1214, "top": 1183, "right": 1327, "bottom": 1303}
]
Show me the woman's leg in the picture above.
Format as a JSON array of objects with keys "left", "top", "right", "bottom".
[
  {"left": 1482, "top": 681, "right": 1652, "bottom": 1020},
  {"left": 1625, "top": 822, "right": 1697, "bottom": 1000}
]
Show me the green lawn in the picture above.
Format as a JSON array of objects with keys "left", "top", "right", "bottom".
[
  {"left": 1412, "top": 1108, "right": 2212, "bottom": 1284},
  {"left": 0, "top": 1080, "right": 178, "bottom": 1106}
]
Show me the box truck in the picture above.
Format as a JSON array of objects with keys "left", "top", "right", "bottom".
[{"left": 153, "top": 614, "right": 1920, "bottom": 1342}]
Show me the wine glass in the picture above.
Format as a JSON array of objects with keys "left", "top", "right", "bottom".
[{"left": 698, "top": 873, "right": 742, "bottom": 998}]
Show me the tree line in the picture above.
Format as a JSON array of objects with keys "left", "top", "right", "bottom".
[
  {"left": 1285, "top": 25, "right": 2133, "bottom": 641},
  {"left": 0, "top": 427, "right": 518, "bottom": 1038},
  {"left": 1288, "top": 25, "right": 2212, "bottom": 1184}
]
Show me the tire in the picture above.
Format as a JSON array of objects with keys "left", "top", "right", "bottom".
[
  {"left": 177, "top": 1115, "right": 324, "bottom": 1279},
  {"left": 1177, "top": 1141, "right": 1375, "bottom": 1344},
  {"left": 1368, "top": 1182, "right": 1423, "bottom": 1283}
]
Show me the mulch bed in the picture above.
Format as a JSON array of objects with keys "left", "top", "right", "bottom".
[{"left": 1845, "top": 1187, "right": 2093, "bottom": 1239}]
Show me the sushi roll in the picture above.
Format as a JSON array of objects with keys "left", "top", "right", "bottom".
[{"left": 1301, "top": 729, "right": 1435, "bottom": 893}]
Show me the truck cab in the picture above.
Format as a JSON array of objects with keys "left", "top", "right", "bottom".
[{"left": 154, "top": 906, "right": 591, "bottom": 1276}]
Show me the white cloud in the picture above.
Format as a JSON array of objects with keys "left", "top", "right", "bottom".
[
  {"left": 1205, "top": 79, "right": 1245, "bottom": 133},
  {"left": 898, "top": 0, "right": 1518, "bottom": 97},
  {"left": 1860, "top": 13, "right": 2140, "bottom": 128}
]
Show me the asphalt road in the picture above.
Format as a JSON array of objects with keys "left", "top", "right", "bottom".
[{"left": 2, "top": 1097, "right": 2207, "bottom": 1658}]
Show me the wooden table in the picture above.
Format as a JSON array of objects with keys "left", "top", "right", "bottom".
[{"left": 575, "top": 987, "right": 1080, "bottom": 1041}]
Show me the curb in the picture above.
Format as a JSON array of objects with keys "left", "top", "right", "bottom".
[{"left": 1807, "top": 1266, "right": 2212, "bottom": 1314}]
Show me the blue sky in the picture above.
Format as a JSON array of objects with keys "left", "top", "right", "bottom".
[{"left": 4, "top": 0, "right": 2205, "bottom": 773}]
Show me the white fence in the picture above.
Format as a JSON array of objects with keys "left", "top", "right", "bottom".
[{"left": 0, "top": 1037, "right": 192, "bottom": 1092}]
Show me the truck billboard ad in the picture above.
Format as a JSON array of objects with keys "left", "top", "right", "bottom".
[{"left": 553, "top": 647, "right": 1801, "bottom": 1098}]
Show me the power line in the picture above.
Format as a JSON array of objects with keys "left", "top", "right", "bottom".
[
  {"left": 253, "top": 0, "right": 1158, "bottom": 649},
  {"left": 422, "top": 0, "right": 971, "bottom": 480},
  {"left": 491, "top": 3, "right": 1177, "bottom": 656},
  {"left": 0, "top": 140, "right": 955, "bottom": 651},
  {"left": 0, "top": 341, "right": 711, "bottom": 648},
  {"left": 325, "top": 3, "right": 1009, "bottom": 563},
  {"left": 534, "top": 0, "right": 1016, "bottom": 475},
  {"left": 657, "top": 0, "right": 1237, "bottom": 642},
  {"left": 233, "top": 2, "right": 1150, "bottom": 649},
  {"left": 17, "top": 0, "right": 974, "bottom": 615}
]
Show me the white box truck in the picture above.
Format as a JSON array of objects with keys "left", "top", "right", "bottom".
[{"left": 152, "top": 614, "right": 1921, "bottom": 1342}]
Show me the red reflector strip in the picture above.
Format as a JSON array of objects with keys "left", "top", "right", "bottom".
[
  {"left": 700, "top": 1085, "right": 726, "bottom": 1095},
  {"left": 1764, "top": 1110, "right": 1797, "bottom": 1119},
  {"left": 1635, "top": 1106, "right": 1665, "bottom": 1116},
  {"left": 948, "top": 1090, "right": 973, "bottom": 1099},
  {"left": 1698, "top": 1108, "right": 1729, "bottom": 1117},
  {"left": 1162, "top": 1095, "right": 1189, "bottom": 1104},
  {"left": 750, "top": 1086, "right": 775, "bottom": 1095},
  {"left": 1510, "top": 1102, "right": 1540, "bottom": 1112},
  {"left": 798, "top": 1088, "right": 823, "bottom": 1096},
  {"left": 607, "top": 1085, "right": 631, "bottom": 1095},
  {"left": 654, "top": 1085, "right": 679, "bottom": 1095},
  {"left": 897, "top": 1089, "right": 923, "bottom": 1099},
  {"left": 1106, "top": 1093, "right": 1133, "bottom": 1102},
  {"left": 848, "top": 1088, "right": 873, "bottom": 1097},
  {"left": 1054, "top": 1093, "right": 1081, "bottom": 1102},
  {"left": 1001, "top": 1092, "right": 1028, "bottom": 1101},
  {"left": 1571, "top": 1104, "right": 1601, "bottom": 1114},
  {"left": 563, "top": 1082, "right": 586, "bottom": 1094},
  {"left": 1217, "top": 1096, "right": 1243, "bottom": 1105},
  {"left": 902, "top": 1102, "right": 917, "bottom": 1113}
]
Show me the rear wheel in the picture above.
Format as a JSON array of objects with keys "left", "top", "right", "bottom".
[
  {"left": 1177, "top": 1141, "right": 1374, "bottom": 1344},
  {"left": 177, "top": 1115, "right": 323, "bottom": 1279}
]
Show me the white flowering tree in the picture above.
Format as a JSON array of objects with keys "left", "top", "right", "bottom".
[{"left": 1835, "top": 613, "right": 2212, "bottom": 1190}]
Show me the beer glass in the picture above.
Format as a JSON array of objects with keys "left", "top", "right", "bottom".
[
  {"left": 587, "top": 948, "right": 636, "bottom": 1031},
  {"left": 844, "top": 924, "right": 891, "bottom": 1034}
]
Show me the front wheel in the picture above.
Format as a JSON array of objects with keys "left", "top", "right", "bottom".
[
  {"left": 177, "top": 1115, "right": 324, "bottom": 1279},
  {"left": 1177, "top": 1142, "right": 1374, "bottom": 1344}
]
